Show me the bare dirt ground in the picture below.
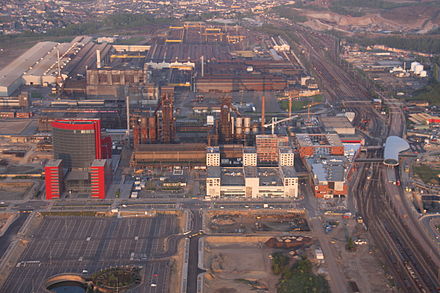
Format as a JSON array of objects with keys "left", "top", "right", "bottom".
[
  {"left": 324, "top": 216, "right": 397, "bottom": 292},
  {"left": 203, "top": 238, "right": 278, "bottom": 293},
  {"left": 296, "top": 2, "right": 440, "bottom": 33},
  {"left": 205, "top": 210, "right": 309, "bottom": 234},
  {"left": 0, "top": 181, "right": 34, "bottom": 200}
]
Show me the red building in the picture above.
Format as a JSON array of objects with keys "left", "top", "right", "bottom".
[
  {"left": 52, "top": 119, "right": 103, "bottom": 169},
  {"left": 47, "top": 118, "right": 112, "bottom": 199},
  {"left": 90, "top": 159, "right": 112, "bottom": 199},
  {"left": 295, "top": 133, "right": 344, "bottom": 159},
  {"left": 256, "top": 135, "right": 289, "bottom": 166},
  {"left": 45, "top": 159, "right": 63, "bottom": 199},
  {"left": 100, "top": 136, "right": 113, "bottom": 160}
]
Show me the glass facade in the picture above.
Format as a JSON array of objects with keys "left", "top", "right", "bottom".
[{"left": 53, "top": 127, "right": 96, "bottom": 169}]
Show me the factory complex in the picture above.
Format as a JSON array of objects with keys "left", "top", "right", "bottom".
[{"left": 0, "top": 21, "right": 365, "bottom": 200}]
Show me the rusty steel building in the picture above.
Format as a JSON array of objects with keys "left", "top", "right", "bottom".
[
  {"left": 132, "top": 143, "right": 207, "bottom": 167},
  {"left": 219, "top": 97, "right": 233, "bottom": 144},
  {"left": 132, "top": 114, "right": 157, "bottom": 145},
  {"left": 86, "top": 68, "right": 147, "bottom": 99},
  {"left": 160, "top": 93, "right": 175, "bottom": 143},
  {"left": 196, "top": 75, "right": 287, "bottom": 93},
  {"left": 131, "top": 93, "right": 176, "bottom": 145}
]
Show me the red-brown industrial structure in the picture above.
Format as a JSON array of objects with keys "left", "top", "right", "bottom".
[{"left": 131, "top": 93, "right": 176, "bottom": 145}]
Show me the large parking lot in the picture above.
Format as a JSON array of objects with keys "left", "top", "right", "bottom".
[{"left": 1, "top": 214, "right": 181, "bottom": 292}]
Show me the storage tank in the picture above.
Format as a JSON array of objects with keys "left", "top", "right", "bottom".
[
  {"left": 244, "top": 117, "right": 251, "bottom": 134},
  {"left": 235, "top": 117, "right": 243, "bottom": 136},
  {"left": 414, "top": 64, "right": 424, "bottom": 75},
  {"left": 252, "top": 123, "right": 259, "bottom": 134},
  {"left": 235, "top": 117, "right": 243, "bottom": 127},
  {"left": 410, "top": 61, "right": 420, "bottom": 72},
  {"left": 207, "top": 115, "right": 214, "bottom": 126},
  {"left": 236, "top": 125, "right": 242, "bottom": 135}
]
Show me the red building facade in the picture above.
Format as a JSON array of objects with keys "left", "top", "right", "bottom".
[
  {"left": 47, "top": 119, "right": 112, "bottom": 199},
  {"left": 45, "top": 159, "right": 63, "bottom": 199},
  {"left": 90, "top": 159, "right": 112, "bottom": 199}
]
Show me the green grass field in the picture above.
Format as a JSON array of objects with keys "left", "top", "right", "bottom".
[{"left": 413, "top": 164, "right": 440, "bottom": 185}]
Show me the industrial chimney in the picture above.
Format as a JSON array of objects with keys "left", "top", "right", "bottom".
[{"left": 96, "top": 50, "right": 101, "bottom": 69}]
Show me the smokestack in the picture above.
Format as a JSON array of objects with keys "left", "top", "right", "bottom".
[
  {"left": 201, "top": 55, "right": 204, "bottom": 77},
  {"left": 56, "top": 48, "right": 61, "bottom": 77},
  {"left": 261, "top": 95, "right": 265, "bottom": 131},
  {"left": 96, "top": 50, "right": 101, "bottom": 69},
  {"left": 126, "top": 95, "right": 130, "bottom": 138},
  {"left": 288, "top": 96, "right": 292, "bottom": 118}
]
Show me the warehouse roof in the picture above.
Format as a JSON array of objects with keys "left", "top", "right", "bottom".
[
  {"left": 24, "top": 43, "right": 72, "bottom": 76},
  {"left": 0, "top": 42, "right": 56, "bottom": 91},
  {"left": 135, "top": 143, "right": 206, "bottom": 152}
]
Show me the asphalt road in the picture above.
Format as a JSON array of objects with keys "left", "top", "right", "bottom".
[
  {"left": 0, "top": 214, "right": 28, "bottom": 258},
  {"left": 186, "top": 209, "right": 204, "bottom": 293}
]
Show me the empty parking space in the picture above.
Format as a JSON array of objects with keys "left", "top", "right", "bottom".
[{"left": 1, "top": 214, "right": 180, "bottom": 292}]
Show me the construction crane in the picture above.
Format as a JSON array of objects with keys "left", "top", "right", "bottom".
[
  {"left": 263, "top": 115, "right": 298, "bottom": 135},
  {"left": 287, "top": 90, "right": 300, "bottom": 118},
  {"left": 263, "top": 102, "right": 320, "bottom": 134},
  {"left": 304, "top": 101, "right": 321, "bottom": 122}
]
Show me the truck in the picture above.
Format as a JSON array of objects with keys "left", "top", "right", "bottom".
[{"left": 263, "top": 203, "right": 269, "bottom": 208}]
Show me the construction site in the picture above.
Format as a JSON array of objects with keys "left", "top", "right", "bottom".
[
  {"left": 206, "top": 210, "right": 309, "bottom": 234},
  {"left": 200, "top": 209, "right": 323, "bottom": 293}
]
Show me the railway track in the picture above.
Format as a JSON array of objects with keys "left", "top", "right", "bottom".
[
  {"left": 354, "top": 158, "right": 439, "bottom": 292},
  {"left": 279, "top": 23, "right": 439, "bottom": 291}
]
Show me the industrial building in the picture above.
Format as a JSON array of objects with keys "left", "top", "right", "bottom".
[
  {"left": 131, "top": 93, "right": 176, "bottom": 145},
  {"left": 0, "top": 41, "right": 58, "bottom": 96},
  {"left": 131, "top": 143, "right": 207, "bottom": 167},
  {"left": 0, "top": 36, "right": 101, "bottom": 96},
  {"left": 319, "top": 116, "right": 355, "bottom": 135},
  {"left": 206, "top": 145, "right": 298, "bottom": 198},
  {"left": 306, "top": 155, "right": 348, "bottom": 198},
  {"left": 206, "top": 97, "right": 260, "bottom": 146},
  {"left": 295, "top": 133, "right": 344, "bottom": 158},
  {"left": 0, "top": 92, "right": 30, "bottom": 108},
  {"left": 23, "top": 36, "right": 93, "bottom": 86},
  {"left": 86, "top": 67, "right": 146, "bottom": 99},
  {"left": 408, "top": 113, "right": 440, "bottom": 125},
  {"left": 196, "top": 75, "right": 287, "bottom": 93}
]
